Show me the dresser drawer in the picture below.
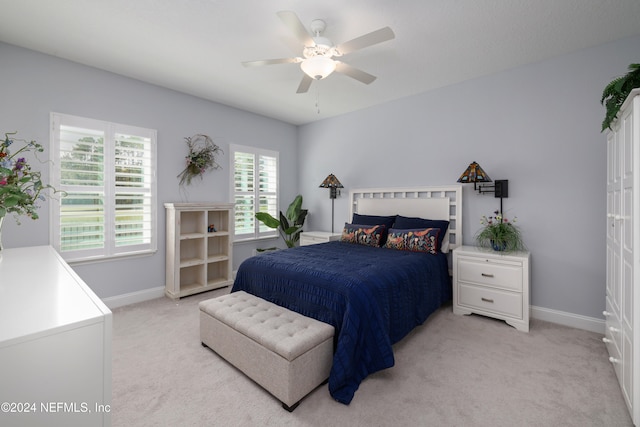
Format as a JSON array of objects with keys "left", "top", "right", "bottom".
[
  {"left": 604, "top": 296, "right": 622, "bottom": 356},
  {"left": 458, "top": 258, "right": 523, "bottom": 291},
  {"left": 607, "top": 333, "right": 623, "bottom": 389},
  {"left": 458, "top": 283, "right": 523, "bottom": 319}
]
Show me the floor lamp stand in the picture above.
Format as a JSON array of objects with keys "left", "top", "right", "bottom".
[{"left": 331, "top": 197, "right": 335, "bottom": 234}]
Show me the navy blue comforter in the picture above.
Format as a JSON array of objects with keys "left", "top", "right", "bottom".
[{"left": 231, "top": 241, "right": 451, "bottom": 404}]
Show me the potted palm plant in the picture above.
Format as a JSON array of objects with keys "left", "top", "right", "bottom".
[
  {"left": 601, "top": 63, "right": 640, "bottom": 132},
  {"left": 255, "top": 194, "right": 308, "bottom": 248}
]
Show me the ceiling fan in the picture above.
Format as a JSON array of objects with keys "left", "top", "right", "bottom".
[{"left": 242, "top": 11, "right": 395, "bottom": 94}]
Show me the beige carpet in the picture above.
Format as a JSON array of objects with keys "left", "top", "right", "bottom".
[{"left": 112, "top": 287, "right": 632, "bottom": 426}]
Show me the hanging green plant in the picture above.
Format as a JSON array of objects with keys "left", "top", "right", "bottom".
[
  {"left": 601, "top": 63, "right": 640, "bottom": 132},
  {"left": 177, "top": 134, "right": 223, "bottom": 186}
]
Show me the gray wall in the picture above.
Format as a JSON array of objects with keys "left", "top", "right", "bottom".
[
  {"left": 3, "top": 34, "right": 640, "bottom": 320},
  {"left": 298, "top": 34, "right": 640, "bottom": 319},
  {"left": 0, "top": 42, "right": 297, "bottom": 298}
]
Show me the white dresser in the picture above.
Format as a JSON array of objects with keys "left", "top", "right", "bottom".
[
  {"left": 0, "top": 246, "right": 112, "bottom": 427},
  {"left": 453, "top": 245, "right": 531, "bottom": 332},
  {"left": 604, "top": 89, "right": 640, "bottom": 425}
]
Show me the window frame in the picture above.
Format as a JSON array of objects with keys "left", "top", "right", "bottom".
[
  {"left": 229, "top": 144, "right": 279, "bottom": 242},
  {"left": 50, "top": 112, "right": 157, "bottom": 263}
]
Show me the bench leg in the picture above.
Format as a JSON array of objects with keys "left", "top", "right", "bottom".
[
  {"left": 282, "top": 401, "right": 300, "bottom": 412},
  {"left": 281, "top": 377, "right": 328, "bottom": 412}
]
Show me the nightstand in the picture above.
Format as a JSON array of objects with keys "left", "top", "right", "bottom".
[
  {"left": 299, "top": 231, "right": 341, "bottom": 246},
  {"left": 452, "top": 245, "right": 531, "bottom": 332}
]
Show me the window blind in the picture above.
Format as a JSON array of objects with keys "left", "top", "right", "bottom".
[
  {"left": 51, "top": 113, "right": 157, "bottom": 262},
  {"left": 231, "top": 145, "right": 279, "bottom": 240}
]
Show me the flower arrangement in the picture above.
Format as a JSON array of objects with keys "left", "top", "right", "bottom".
[
  {"left": 475, "top": 210, "right": 525, "bottom": 252},
  {"left": 0, "top": 132, "right": 57, "bottom": 223},
  {"left": 177, "top": 134, "right": 223, "bottom": 186}
]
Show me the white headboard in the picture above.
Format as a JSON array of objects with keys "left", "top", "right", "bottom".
[{"left": 349, "top": 185, "right": 462, "bottom": 251}]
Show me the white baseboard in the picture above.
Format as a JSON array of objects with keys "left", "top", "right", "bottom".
[
  {"left": 103, "top": 286, "right": 165, "bottom": 309},
  {"left": 531, "top": 305, "right": 605, "bottom": 334},
  {"left": 102, "top": 287, "right": 605, "bottom": 335}
]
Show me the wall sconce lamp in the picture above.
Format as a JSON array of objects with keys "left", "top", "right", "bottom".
[
  {"left": 457, "top": 161, "right": 509, "bottom": 214},
  {"left": 319, "top": 173, "right": 344, "bottom": 233}
]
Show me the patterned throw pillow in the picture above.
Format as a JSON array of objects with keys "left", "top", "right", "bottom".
[
  {"left": 384, "top": 227, "right": 440, "bottom": 254},
  {"left": 341, "top": 223, "right": 386, "bottom": 247},
  {"left": 351, "top": 214, "right": 396, "bottom": 245},
  {"left": 394, "top": 216, "right": 449, "bottom": 252}
]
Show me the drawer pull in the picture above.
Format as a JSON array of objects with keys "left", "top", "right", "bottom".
[
  {"left": 603, "top": 310, "right": 612, "bottom": 317},
  {"left": 609, "top": 326, "right": 620, "bottom": 333},
  {"left": 609, "top": 356, "right": 620, "bottom": 364},
  {"left": 481, "top": 297, "right": 494, "bottom": 303},
  {"left": 481, "top": 273, "right": 494, "bottom": 278},
  {"left": 602, "top": 337, "right": 612, "bottom": 344}
]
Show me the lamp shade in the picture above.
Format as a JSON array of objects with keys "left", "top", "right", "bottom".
[
  {"left": 457, "top": 161, "right": 492, "bottom": 183},
  {"left": 301, "top": 56, "right": 336, "bottom": 80},
  {"left": 319, "top": 174, "right": 344, "bottom": 188}
]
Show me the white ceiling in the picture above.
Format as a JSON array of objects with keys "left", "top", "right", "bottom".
[{"left": 1, "top": 0, "right": 640, "bottom": 125}]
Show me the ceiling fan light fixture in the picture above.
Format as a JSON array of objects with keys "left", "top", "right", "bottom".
[
  {"left": 303, "top": 41, "right": 333, "bottom": 59},
  {"left": 301, "top": 56, "right": 336, "bottom": 80},
  {"left": 242, "top": 11, "right": 395, "bottom": 93}
]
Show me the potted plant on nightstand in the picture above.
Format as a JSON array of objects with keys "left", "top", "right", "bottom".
[{"left": 475, "top": 210, "right": 525, "bottom": 252}]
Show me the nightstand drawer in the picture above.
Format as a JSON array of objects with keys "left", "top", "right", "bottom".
[
  {"left": 458, "top": 258, "right": 523, "bottom": 291},
  {"left": 458, "top": 283, "right": 522, "bottom": 319},
  {"left": 299, "top": 231, "right": 341, "bottom": 246},
  {"left": 300, "top": 235, "right": 328, "bottom": 245}
]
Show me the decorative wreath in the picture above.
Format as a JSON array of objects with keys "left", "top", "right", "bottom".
[{"left": 177, "top": 134, "right": 222, "bottom": 186}]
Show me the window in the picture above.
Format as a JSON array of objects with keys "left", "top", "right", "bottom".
[
  {"left": 50, "top": 113, "right": 157, "bottom": 262},
  {"left": 230, "top": 144, "right": 278, "bottom": 241}
]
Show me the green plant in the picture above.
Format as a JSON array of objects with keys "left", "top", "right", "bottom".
[
  {"left": 601, "top": 63, "right": 640, "bottom": 132},
  {"left": 255, "top": 194, "right": 308, "bottom": 248},
  {"left": 0, "top": 132, "right": 59, "bottom": 222},
  {"left": 177, "top": 134, "right": 223, "bottom": 186},
  {"left": 475, "top": 211, "right": 525, "bottom": 252}
]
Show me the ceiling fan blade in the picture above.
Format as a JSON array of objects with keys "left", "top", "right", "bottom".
[
  {"left": 242, "top": 57, "right": 301, "bottom": 67},
  {"left": 334, "top": 61, "right": 377, "bottom": 84},
  {"left": 335, "top": 27, "right": 395, "bottom": 55},
  {"left": 277, "top": 11, "right": 314, "bottom": 46},
  {"left": 296, "top": 74, "right": 313, "bottom": 93}
]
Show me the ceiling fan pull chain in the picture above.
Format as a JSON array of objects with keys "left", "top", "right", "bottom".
[{"left": 316, "top": 86, "right": 321, "bottom": 114}]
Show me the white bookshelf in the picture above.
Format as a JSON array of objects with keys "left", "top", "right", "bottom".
[{"left": 165, "top": 203, "right": 234, "bottom": 299}]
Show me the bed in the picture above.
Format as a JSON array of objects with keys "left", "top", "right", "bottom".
[{"left": 231, "top": 186, "right": 462, "bottom": 404}]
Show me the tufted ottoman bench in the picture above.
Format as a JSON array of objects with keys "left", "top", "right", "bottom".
[{"left": 199, "top": 291, "right": 334, "bottom": 411}]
